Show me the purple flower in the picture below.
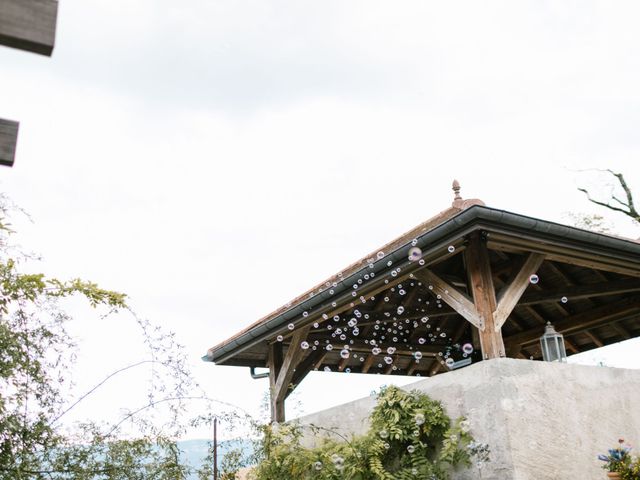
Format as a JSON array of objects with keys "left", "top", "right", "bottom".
[{"left": 598, "top": 454, "right": 609, "bottom": 462}]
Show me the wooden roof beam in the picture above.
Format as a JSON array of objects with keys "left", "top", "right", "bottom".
[
  {"left": 287, "top": 349, "right": 326, "bottom": 398},
  {"left": 414, "top": 268, "right": 481, "bottom": 329},
  {"left": 406, "top": 359, "right": 418, "bottom": 376},
  {"left": 429, "top": 358, "right": 452, "bottom": 376},
  {"left": 273, "top": 326, "right": 311, "bottom": 409},
  {"left": 312, "top": 352, "right": 327, "bottom": 371},
  {"left": 612, "top": 323, "right": 631, "bottom": 340},
  {"left": 337, "top": 356, "right": 350, "bottom": 372},
  {"left": 583, "top": 330, "right": 604, "bottom": 348},
  {"left": 505, "top": 295, "right": 640, "bottom": 347},
  {"left": 519, "top": 279, "right": 640, "bottom": 306},
  {"left": 487, "top": 234, "right": 640, "bottom": 278},
  {"left": 361, "top": 354, "right": 375, "bottom": 374},
  {"left": 494, "top": 253, "right": 545, "bottom": 330}
]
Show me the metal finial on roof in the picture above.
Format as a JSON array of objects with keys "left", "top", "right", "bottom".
[{"left": 452, "top": 179, "right": 462, "bottom": 200}]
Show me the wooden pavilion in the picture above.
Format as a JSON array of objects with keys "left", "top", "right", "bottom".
[{"left": 204, "top": 181, "right": 640, "bottom": 422}]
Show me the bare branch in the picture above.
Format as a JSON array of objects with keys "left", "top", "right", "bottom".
[
  {"left": 51, "top": 360, "right": 157, "bottom": 425},
  {"left": 577, "top": 188, "right": 632, "bottom": 215},
  {"left": 577, "top": 170, "right": 639, "bottom": 223}
]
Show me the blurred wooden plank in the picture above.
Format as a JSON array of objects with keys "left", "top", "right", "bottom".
[
  {"left": 0, "top": 0, "right": 58, "bottom": 56},
  {"left": 0, "top": 118, "right": 19, "bottom": 167}
]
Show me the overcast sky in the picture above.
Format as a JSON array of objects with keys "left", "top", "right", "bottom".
[{"left": 1, "top": 0, "right": 639, "bottom": 438}]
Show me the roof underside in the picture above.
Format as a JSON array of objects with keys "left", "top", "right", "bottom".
[{"left": 206, "top": 205, "right": 640, "bottom": 377}]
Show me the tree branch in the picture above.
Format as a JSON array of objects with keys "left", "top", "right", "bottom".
[
  {"left": 577, "top": 170, "right": 639, "bottom": 223},
  {"left": 51, "top": 360, "right": 157, "bottom": 425}
]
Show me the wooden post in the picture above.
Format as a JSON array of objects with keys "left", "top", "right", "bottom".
[
  {"left": 465, "top": 232, "right": 505, "bottom": 359},
  {"left": 268, "top": 342, "right": 284, "bottom": 423},
  {"left": 271, "top": 326, "right": 311, "bottom": 423},
  {"left": 0, "top": 0, "right": 58, "bottom": 56},
  {"left": 0, "top": 119, "right": 19, "bottom": 167}
]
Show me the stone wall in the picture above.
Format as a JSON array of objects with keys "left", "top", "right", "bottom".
[{"left": 296, "top": 358, "right": 640, "bottom": 480}]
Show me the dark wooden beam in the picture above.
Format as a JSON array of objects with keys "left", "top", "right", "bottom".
[
  {"left": 268, "top": 343, "right": 284, "bottom": 423},
  {"left": 338, "top": 356, "right": 350, "bottom": 372},
  {"left": 287, "top": 349, "right": 325, "bottom": 399},
  {"left": 312, "top": 351, "right": 327, "bottom": 371},
  {"left": 505, "top": 295, "right": 640, "bottom": 347},
  {"left": 361, "top": 354, "right": 375, "bottom": 374},
  {"left": 519, "top": 279, "right": 640, "bottom": 306},
  {"left": 494, "top": 253, "right": 545, "bottom": 329},
  {"left": 487, "top": 234, "right": 640, "bottom": 278},
  {"left": 0, "top": 0, "right": 58, "bottom": 56},
  {"left": 583, "top": 330, "right": 604, "bottom": 348},
  {"left": 0, "top": 119, "right": 19, "bottom": 167},
  {"left": 305, "top": 338, "right": 443, "bottom": 357},
  {"left": 273, "top": 327, "right": 311, "bottom": 405},
  {"left": 429, "top": 358, "right": 451, "bottom": 376},
  {"left": 612, "top": 323, "right": 631, "bottom": 340},
  {"left": 406, "top": 359, "right": 418, "bottom": 375},
  {"left": 415, "top": 268, "right": 481, "bottom": 329},
  {"left": 465, "top": 233, "right": 505, "bottom": 359}
]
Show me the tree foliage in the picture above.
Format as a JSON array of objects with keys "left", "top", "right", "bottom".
[{"left": 0, "top": 196, "right": 236, "bottom": 479}]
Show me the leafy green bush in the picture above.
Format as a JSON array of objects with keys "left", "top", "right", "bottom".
[{"left": 251, "top": 386, "right": 488, "bottom": 480}]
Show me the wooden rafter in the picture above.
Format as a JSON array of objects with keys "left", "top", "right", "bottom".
[
  {"left": 312, "top": 351, "right": 328, "bottom": 371},
  {"left": 518, "top": 278, "right": 640, "bottom": 306},
  {"left": 361, "top": 354, "right": 375, "bottom": 373},
  {"left": 406, "top": 359, "right": 418, "bottom": 376},
  {"left": 505, "top": 295, "right": 640, "bottom": 348},
  {"left": 428, "top": 318, "right": 468, "bottom": 376},
  {"left": 487, "top": 234, "right": 640, "bottom": 278},
  {"left": 583, "top": 330, "right": 604, "bottom": 348},
  {"left": 338, "top": 356, "right": 350, "bottom": 372},
  {"left": 415, "top": 269, "right": 481, "bottom": 329},
  {"left": 288, "top": 349, "right": 326, "bottom": 398},
  {"left": 612, "top": 323, "right": 631, "bottom": 340},
  {"left": 494, "top": 253, "right": 545, "bottom": 330},
  {"left": 307, "top": 338, "right": 442, "bottom": 357}
]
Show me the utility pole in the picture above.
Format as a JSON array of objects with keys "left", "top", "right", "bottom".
[{"left": 213, "top": 417, "right": 218, "bottom": 480}]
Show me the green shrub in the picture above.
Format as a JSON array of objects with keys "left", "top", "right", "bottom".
[{"left": 251, "top": 386, "right": 488, "bottom": 480}]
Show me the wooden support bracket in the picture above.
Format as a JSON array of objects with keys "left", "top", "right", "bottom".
[
  {"left": 415, "top": 269, "right": 482, "bottom": 329},
  {"left": 271, "top": 325, "right": 311, "bottom": 421},
  {"left": 494, "top": 253, "right": 545, "bottom": 331}
]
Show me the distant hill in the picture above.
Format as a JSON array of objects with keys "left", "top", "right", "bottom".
[{"left": 178, "top": 438, "right": 255, "bottom": 479}]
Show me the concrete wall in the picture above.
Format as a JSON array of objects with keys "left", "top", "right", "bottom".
[{"left": 296, "top": 358, "right": 640, "bottom": 480}]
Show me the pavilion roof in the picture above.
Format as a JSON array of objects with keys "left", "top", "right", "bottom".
[{"left": 204, "top": 184, "right": 640, "bottom": 378}]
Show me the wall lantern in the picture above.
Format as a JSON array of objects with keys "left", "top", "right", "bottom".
[{"left": 539, "top": 322, "right": 567, "bottom": 362}]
